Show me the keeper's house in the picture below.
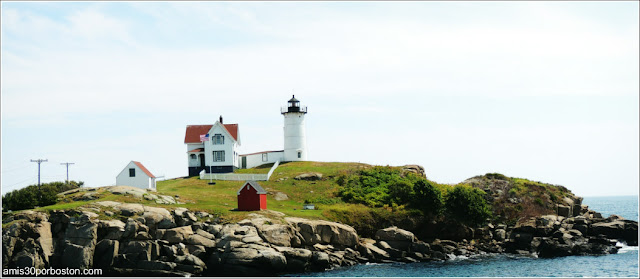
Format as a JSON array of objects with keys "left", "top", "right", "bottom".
[{"left": 184, "top": 116, "right": 240, "bottom": 176}]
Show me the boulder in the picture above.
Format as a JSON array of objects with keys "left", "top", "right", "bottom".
[
  {"left": 280, "top": 247, "right": 312, "bottom": 271},
  {"left": 186, "top": 244, "right": 207, "bottom": 258},
  {"left": 65, "top": 219, "right": 98, "bottom": 247},
  {"left": 137, "top": 260, "right": 176, "bottom": 271},
  {"left": 294, "top": 172, "right": 323, "bottom": 181},
  {"left": 590, "top": 221, "right": 625, "bottom": 239},
  {"left": 273, "top": 192, "right": 289, "bottom": 201},
  {"left": 93, "top": 239, "right": 119, "bottom": 269},
  {"left": 411, "top": 241, "right": 431, "bottom": 254},
  {"left": 118, "top": 203, "right": 145, "bottom": 216},
  {"left": 13, "top": 210, "right": 49, "bottom": 223},
  {"left": 13, "top": 249, "right": 45, "bottom": 269},
  {"left": 310, "top": 251, "right": 330, "bottom": 270},
  {"left": 375, "top": 226, "right": 415, "bottom": 243},
  {"left": 61, "top": 242, "right": 95, "bottom": 269},
  {"left": 175, "top": 254, "right": 206, "bottom": 267},
  {"left": 557, "top": 205, "right": 571, "bottom": 218},
  {"left": 286, "top": 217, "right": 358, "bottom": 248},
  {"left": 142, "top": 206, "right": 174, "bottom": 229},
  {"left": 252, "top": 220, "right": 301, "bottom": 247},
  {"left": 98, "top": 219, "right": 126, "bottom": 240},
  {"left": 34, "top": 222, "right": 53, "bottom": 264},
  {"left": 622, "top": 220, "right": 638, "bottom": 246},
  {"left": 509, "top": 232, "right": 533, "bottom": 250},
  {"left": 163, "top": 226, "right": 194, "bottom": 244},
  {"left": 401, "top": 165, "right": 426, "bottom": 177},
  {"left": 360, "top": 241, "right": 390, "bottom": 260},
  {"left": 258, "top": 250, "right": 287, "bottom": 271},
  {"left": 195, "top": 229, "right": 215, "bottom": 239},
  {"left": 185, "top": 234, "right": 216, "bottom": 248},
  {"left": 122, "top": 240, "right": 155, "bottom": 261},
  {"left": 537, "top": 238, "right": 572, "bottom": 258},
  {"left": 494, "top": 229, "right": 506, "bottom": 241},
  {"left": 123, "top": 219, "right": 139, "bottom": 239}
]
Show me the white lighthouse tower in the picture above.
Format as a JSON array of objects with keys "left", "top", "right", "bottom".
[{"left": 282, "top": 95, "right": 308, "bottom": 162}]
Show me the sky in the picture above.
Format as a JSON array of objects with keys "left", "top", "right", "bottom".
[{"left": 1, "top": 1, "right": 638, "bottom": 197}]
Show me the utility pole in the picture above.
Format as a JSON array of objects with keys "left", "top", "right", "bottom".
[
  {"left": 30, "top": 159, "right": 48, "bottom": 205},
  {"left": 60, "top": 162, "right": 75, "bottom": 183}
]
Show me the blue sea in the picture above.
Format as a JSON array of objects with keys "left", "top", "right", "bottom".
[{"left": 288, "top": 195, "right": 639, "bottom": 277}]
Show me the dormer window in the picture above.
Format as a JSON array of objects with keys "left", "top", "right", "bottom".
[{"left": 212, "top": 134, "right": 224, "bottom": 145}]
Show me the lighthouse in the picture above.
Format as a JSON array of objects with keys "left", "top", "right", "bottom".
[{"left": 282, "top": 95, "right": 308, "bottom": 162}]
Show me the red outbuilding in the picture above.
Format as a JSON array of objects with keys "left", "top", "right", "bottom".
[{"left": 237, "top": 181, "right": 267, "bottom": 211}]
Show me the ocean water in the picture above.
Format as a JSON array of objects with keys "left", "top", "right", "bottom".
[{"left": 288, "top": 195, "right": 639, "bottom": 277}]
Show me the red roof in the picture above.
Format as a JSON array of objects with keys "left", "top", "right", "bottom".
[
  {"left": 133, "top": 161, "right": 155, "bottom": 178},
  {"left": 184, "top": 124, "right": 239, "bottom": 143},
  {"left": 188, "top": 148, "right": 205, "bottom": 153}
]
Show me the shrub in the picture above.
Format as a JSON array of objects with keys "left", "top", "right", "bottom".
[
  {"left": 412, "top": 179, "right": 444, "bottom": 216},
  {"left": 445, "top": 184, "right": 492, "bottom": 227},
  {"left": 304, "top": 196, "right": 342, "bottom": 205},
  {"left": 388, "top": 180, "right": 414, "bottom": 205},
  {"left": 486, "top": 173, "right": 508, "bottom": 180},
  {"left": 338, "top": 166, "right": 403, "bottom": 207},
  {"left": 2, "top": 181, "right": 83, "bottom": 211}
]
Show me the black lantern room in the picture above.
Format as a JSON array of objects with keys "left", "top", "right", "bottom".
[{"left": 283, "top": 95, "right": 307, "bottom": 114}]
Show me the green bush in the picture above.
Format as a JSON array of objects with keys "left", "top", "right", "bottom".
[
  {"left": 388, "top": 180, "right": 414, "bottom": 205},
  {"left": 338, "top": 166, "right": 421, "bottom": 208},
  {"left": 445, "top": 184, "right": 492, "bottom": 227},
  {"left": 2, "top": 181, "right": 83, "bottom": 211},
  {"left": 412, "top": 179, "right": 444, "bottom": 216},
  {"left": 485, "top": 173, "right": 508, "bottom": 180}
]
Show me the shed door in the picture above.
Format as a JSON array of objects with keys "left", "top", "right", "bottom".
[{"left": 242, "top": 156, "right": 247, "bottom": 169}]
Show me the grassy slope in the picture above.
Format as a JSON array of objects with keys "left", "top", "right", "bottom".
[
  {"left": 156, "top": 161, "right": 370, "bottom": 222},
  {"left": 23, "top": 161, "right": 576, "bottom": 231},
  {"left": 29, "top": 161, "right": 368, "bottom": 224}
]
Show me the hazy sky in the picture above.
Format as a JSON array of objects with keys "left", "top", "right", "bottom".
[{"left": 1, "top": 1, "right": 638, "bottom": 197}]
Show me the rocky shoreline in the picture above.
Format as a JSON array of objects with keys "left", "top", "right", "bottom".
[{"left": 2, "top": 200, "right": 637, "bottom": 277}]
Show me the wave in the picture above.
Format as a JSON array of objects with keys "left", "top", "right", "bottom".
[{"left": 616, "top": 242, "right": 639, "bottom": 254}]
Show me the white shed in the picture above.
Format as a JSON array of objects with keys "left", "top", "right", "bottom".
[{"left": 116, "top": 161, "right": 157, "bottom": 190}]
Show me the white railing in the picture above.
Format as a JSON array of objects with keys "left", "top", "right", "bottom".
[{"left": 200, "top": 161, "right": 280, "bottom": 181}]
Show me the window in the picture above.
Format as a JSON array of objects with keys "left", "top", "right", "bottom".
[
  {"left": 190, "top": 154, "right": 197, "bottom": 160},
  {"left": 212, "top": 134, "right": 224, "bottom": 145},
  {"left": 213, "top": 151, "right": 225, "bottom": 162},
  {"left": 129, "top": 168, "right": 135, "bottom": 177},
  {"left": 298, "top": 151, "right": 302, "bottom": 158},
  {"left": 262, "top": 153, "right": 268, "bottom": 162}
]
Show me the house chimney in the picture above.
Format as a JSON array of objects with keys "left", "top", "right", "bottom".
[{"left": 219, "top": 115, "right": 223, "bottom": 124}]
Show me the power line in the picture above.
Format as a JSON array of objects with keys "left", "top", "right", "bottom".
[
  {"left": 60, "top": 162, "right": 75, "bottom": 183},
  {"left": 4, "top": 176, "right": 38, "bottom": 188},
  {"left": 1, "top": 162, "right": 32, "bottom": 173}
]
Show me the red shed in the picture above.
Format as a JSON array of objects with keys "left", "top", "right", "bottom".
[{"left": 237, "top": 181, "right": 267, "bottom": 211}]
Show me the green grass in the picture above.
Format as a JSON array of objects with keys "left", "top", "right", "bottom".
[
  {"left": 0, "top": 162, "right": 366, "bottom": 224},
  {"left": 2, "top": 161, "right": 582, "bottom": 238},
  {"left": 154, "top": 161, "right": 368, "bottom": 222},
  {"left": 234, "top": 163, "right": 274, "bottom": 174}
]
